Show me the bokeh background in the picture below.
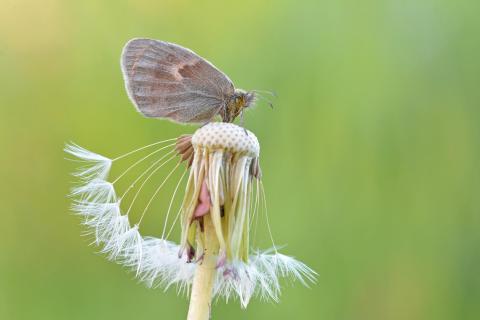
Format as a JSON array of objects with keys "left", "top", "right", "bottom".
[{"left": 1, "top": 0, "right": 480, "bottom": 319}]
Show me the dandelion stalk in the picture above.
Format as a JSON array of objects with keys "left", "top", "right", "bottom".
[{"left": 187, "top": 214, "right": 219, "bottom": 320}]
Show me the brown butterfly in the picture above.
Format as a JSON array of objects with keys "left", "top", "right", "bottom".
[{"left": 121, "top": 38, "right": 263, "bottom": 124}]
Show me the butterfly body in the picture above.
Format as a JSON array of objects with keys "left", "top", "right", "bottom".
[
  {"left": 121, "top": 38, "right": 256, "bottom": 124},
  {"left": 221, "top": 89, "right": 256, "bottom": 123}
]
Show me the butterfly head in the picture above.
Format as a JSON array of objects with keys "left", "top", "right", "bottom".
[{"left": 223, "top": 89, "right": 256, "bottom": 123}]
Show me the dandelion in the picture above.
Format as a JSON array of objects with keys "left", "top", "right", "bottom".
[{"left": 66, "top": 122, "right": 316, "bottom": 319}]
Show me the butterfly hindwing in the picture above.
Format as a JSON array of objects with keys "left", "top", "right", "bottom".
[{"left": 121, "top": 38, "right": 235, "bottom": 123}]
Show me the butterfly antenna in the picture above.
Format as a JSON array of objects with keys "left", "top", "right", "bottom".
[
  {"left": 254, "top": 92, "right": 275, "bottom": 109},
  {"left": 251, "top": 89, "right": 277, "bottom": 98}
]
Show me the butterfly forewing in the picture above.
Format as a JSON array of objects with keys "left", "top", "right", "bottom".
[{"left": 121, "top": 38, "right": 235, "bottom": 123}]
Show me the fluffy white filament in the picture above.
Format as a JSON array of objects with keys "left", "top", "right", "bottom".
[{"left": 65, "top": 143, "right": 316, "bottom": 308}]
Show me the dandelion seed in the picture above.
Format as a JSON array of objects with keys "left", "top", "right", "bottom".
[{"left": 66, "top": 123, "right": 316, "bottom": 319}]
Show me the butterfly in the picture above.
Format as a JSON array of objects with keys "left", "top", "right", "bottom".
[{"left": 121, "top": 38, "right": 264, "bottom": 124}]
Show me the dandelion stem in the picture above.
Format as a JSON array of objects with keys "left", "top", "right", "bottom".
[{"left": 187, "top": 214, "right": 219, "bottom": 320}]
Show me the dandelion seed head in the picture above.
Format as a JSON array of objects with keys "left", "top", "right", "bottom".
[
  {"left": 66, "top": 124, "right": 315, "bottom": 308},
  {"left": 191, "top": 122, "right": 260, "bottom": 158}
]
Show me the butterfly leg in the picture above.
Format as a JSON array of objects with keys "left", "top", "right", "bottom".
[
  {"left": 200, "top": 121, "right": 211, "bottom": 128},
  {"left": 221, "top": 103, "right": 230, "bottom": 123},
  {"left": 200, "top": 114, "right": 218, "bottom": 128},
  {"left": 240, "top": 111, "right": 248, "bottom": 135},
  {"left": 200, "top": 111, "right": 222, "bottom": 128}
]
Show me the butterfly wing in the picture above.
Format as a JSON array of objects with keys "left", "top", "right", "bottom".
[{"left": 121, "top": 38, "right": 234, "bottom": 123}]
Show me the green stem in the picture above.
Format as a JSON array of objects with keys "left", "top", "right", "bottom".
[{"left": 187, "top": 214, "right": 219, "bottom": 320}]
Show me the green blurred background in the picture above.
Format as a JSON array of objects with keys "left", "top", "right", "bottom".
[{"left": 1, "top": 0, "right": 480, "bottom": 319}]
